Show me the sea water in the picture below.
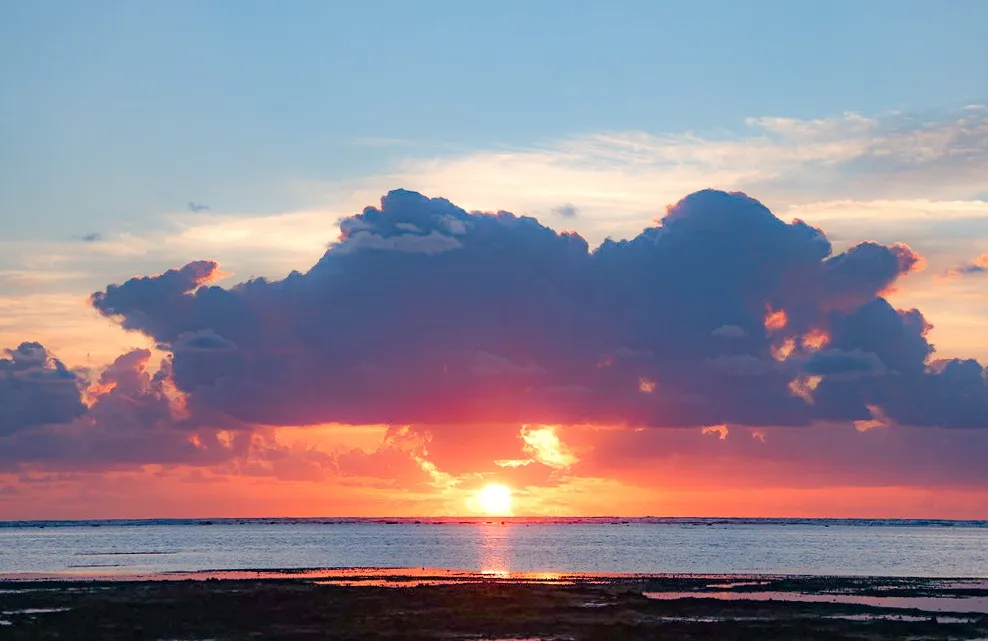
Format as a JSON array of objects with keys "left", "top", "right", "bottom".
[{"left": 1, "top": 517, "right": 985, "bottom": 577}]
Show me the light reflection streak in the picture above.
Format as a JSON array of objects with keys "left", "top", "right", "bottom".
[{"left": 478, "top": 522, "right": 510, "bottom": 575}]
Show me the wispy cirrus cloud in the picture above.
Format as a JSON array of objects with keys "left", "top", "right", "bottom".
[{"left": 380, "top": 107, "right": 988, "bottom": 247}]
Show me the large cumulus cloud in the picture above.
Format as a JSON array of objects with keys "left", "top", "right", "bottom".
[{"left": 87, "top": 188, "right": 987, "bottom": 429}]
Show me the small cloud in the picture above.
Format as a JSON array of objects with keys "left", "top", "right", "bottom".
[
  {"left": 170, "top": 329, "right": 238, "bottom": 353},
  {"left": 439, "top": 215, "right": 468, "bottom": 236},
  {"left": 552, "top": 203, "right": 579, "bottom": 219},
  {"left": 712, "top": 324, "right": 747, "bottom": 338},
  {"left": 80, "top": 232, "right": 102, "bottom": 242},
  {"left": 942, "top": 253, "right": 988, "bottom": 279},
  {"left": 187, "top": 201, "right": 210, "bottom": 212}
]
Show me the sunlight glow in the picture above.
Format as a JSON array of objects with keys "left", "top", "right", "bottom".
[
  {"left": 478, "top": 484, "right": 513, "bottom": 516},
  {"left": 521, "top": 425, "right": 578, "bottom": 469},
  {"left": 701, "top": 425, "right": 729, "bottom": 440},
  {"left": 801, "top": 328, "right": 830, "bottom": 351},
  {"left": 764, "top": 307, "right": 788, "bottom": 332},
  {"left": 771, "top": 337, "right": 796, "bottom": 361},
  {"left": 788, "top": 375, "right": 822, "bottom": 404}
]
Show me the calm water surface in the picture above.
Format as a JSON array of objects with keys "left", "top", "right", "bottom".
[{"left": 1, "top": 518, "right": 986, "bottom": 577}]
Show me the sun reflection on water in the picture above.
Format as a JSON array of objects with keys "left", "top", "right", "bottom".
[{"left": 478, "top": 521, "right": 511, "bottom": 575}]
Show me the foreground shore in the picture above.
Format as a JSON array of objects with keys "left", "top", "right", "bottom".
[{"left": 1, "top": 571, "right": 987, "bottom": 640}]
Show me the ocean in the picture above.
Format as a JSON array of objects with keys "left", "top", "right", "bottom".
[{"left": 1, "top": 517, "right": 986, "bottom": 578}]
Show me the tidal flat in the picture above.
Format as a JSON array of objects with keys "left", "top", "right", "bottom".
[{"left": 0, "top": 572, "right": 987, "bottom": 640}]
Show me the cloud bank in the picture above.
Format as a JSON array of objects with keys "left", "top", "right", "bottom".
[{"left": 83, "top": 189, "right": 985, "bottom": 433}]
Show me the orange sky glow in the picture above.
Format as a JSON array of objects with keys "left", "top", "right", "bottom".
[{"left": 2, "top": 421, "right": 987, "bottom": 521}]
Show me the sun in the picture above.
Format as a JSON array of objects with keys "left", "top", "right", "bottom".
[{"left": 478, "top": 483, "right": 513, "bottom": 516}]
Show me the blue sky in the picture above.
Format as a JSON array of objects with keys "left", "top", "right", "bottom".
[{"left": 2, "top": 0, "right": 987, "bottom": 240}]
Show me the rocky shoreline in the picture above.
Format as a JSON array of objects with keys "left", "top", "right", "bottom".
[{"left": 1, "top": 571, "right": 986, "bottom": 640}]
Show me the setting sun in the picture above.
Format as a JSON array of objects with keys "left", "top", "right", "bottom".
[{"left": 478, "top": 484, "right": 513, "bottom": 516}]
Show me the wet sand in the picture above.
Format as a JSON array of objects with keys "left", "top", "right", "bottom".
[{"left": 1, "top": 570, "right": 987, "bottom": 640}]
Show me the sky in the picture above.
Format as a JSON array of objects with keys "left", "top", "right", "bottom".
[{"left": 1, "top": 0, "right": 987, "bottom": 520}]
